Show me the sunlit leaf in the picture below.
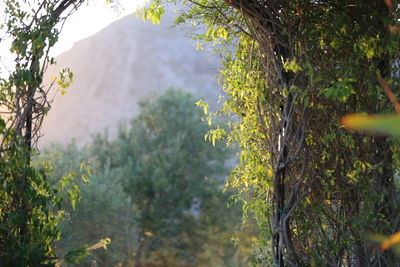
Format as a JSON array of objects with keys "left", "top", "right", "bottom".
[
  {"left": 283, "top": 59, "right": 302, "bottom": 73},
  {"left": 380, "top": 232, "right": 400, "bottom": 250},
  {"left": 342, "top": 114, "right": 400, "bottom": 136}
]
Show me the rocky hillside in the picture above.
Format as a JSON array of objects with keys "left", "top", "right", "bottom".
[{"left": 40, "top": 13, "right": 220, "bottom": 147}]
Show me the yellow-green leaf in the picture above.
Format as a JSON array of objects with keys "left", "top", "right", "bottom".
[
  {"left": 342, "top": 114, "right": 400, "bottom": 136},
  {"left": 284, "top": 59, "right": 302, "bottom": 73},
  {"left": 366, "top": 47, "right": 375, "bottom": 59}
]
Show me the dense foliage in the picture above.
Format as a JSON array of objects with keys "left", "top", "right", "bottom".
[
  {"left": 38, "top": 90, "right": 253, "bottom": 267},
  {"left": 143, "top": 1, "right": 400, "bottom": 266}
]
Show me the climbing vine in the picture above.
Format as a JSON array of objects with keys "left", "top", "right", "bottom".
[{"left": 144, "top": 1, "right": 400, "bottom": 265}]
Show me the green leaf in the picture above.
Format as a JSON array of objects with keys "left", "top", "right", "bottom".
[
  {"left": 64, "top": 246, "right": 89, "bottom": 264},
  {"left": 303, "top": 96, "right": 310, "bottom": 107},
  {"left": 0, "top": 118, "right": 5, "bottom": 131}
]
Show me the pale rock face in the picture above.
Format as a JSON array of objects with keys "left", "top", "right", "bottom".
[{"left": 40, "top": 13, "right": 221, "bottom": 147}]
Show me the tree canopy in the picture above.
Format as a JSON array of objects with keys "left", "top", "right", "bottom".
[{"left": 93, "top": 89, "right": 236, "bottom": 266}]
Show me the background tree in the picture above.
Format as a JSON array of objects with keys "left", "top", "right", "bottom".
[
  {"left": 39, "top": 90, "right": 254, "bottom": 267},
  {"left": 89, "top": 89, "right": 249, "bottom": 267},
  {"left": 35, "top": 143, "right": 132, "bottom": 266},
  {"left": 142, "top": 1, "right": 400, "bottom": 266}
]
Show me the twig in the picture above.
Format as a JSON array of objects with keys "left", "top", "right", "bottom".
[{"left": 378, "top": 78, "right": 400, "bottom": 113}]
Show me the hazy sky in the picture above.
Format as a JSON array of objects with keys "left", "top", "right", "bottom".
[
  {"left": 53, "top": 0, "right": 150, "bottom": 56},
  {"left": 0, "top": 0, "right": 149, "bottom": 76}
]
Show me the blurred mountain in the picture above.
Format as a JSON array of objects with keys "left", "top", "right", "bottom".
[{"left": 40, "top": 12, "right": 220, "bottom": 147}]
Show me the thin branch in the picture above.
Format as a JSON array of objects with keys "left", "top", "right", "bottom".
[{"left": 378, "top": 78, "right": 400, "bottom": 113}]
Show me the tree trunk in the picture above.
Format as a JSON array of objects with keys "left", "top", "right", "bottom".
[{"left": 134, "top": 235, "right": 146, "bottom": 267}]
